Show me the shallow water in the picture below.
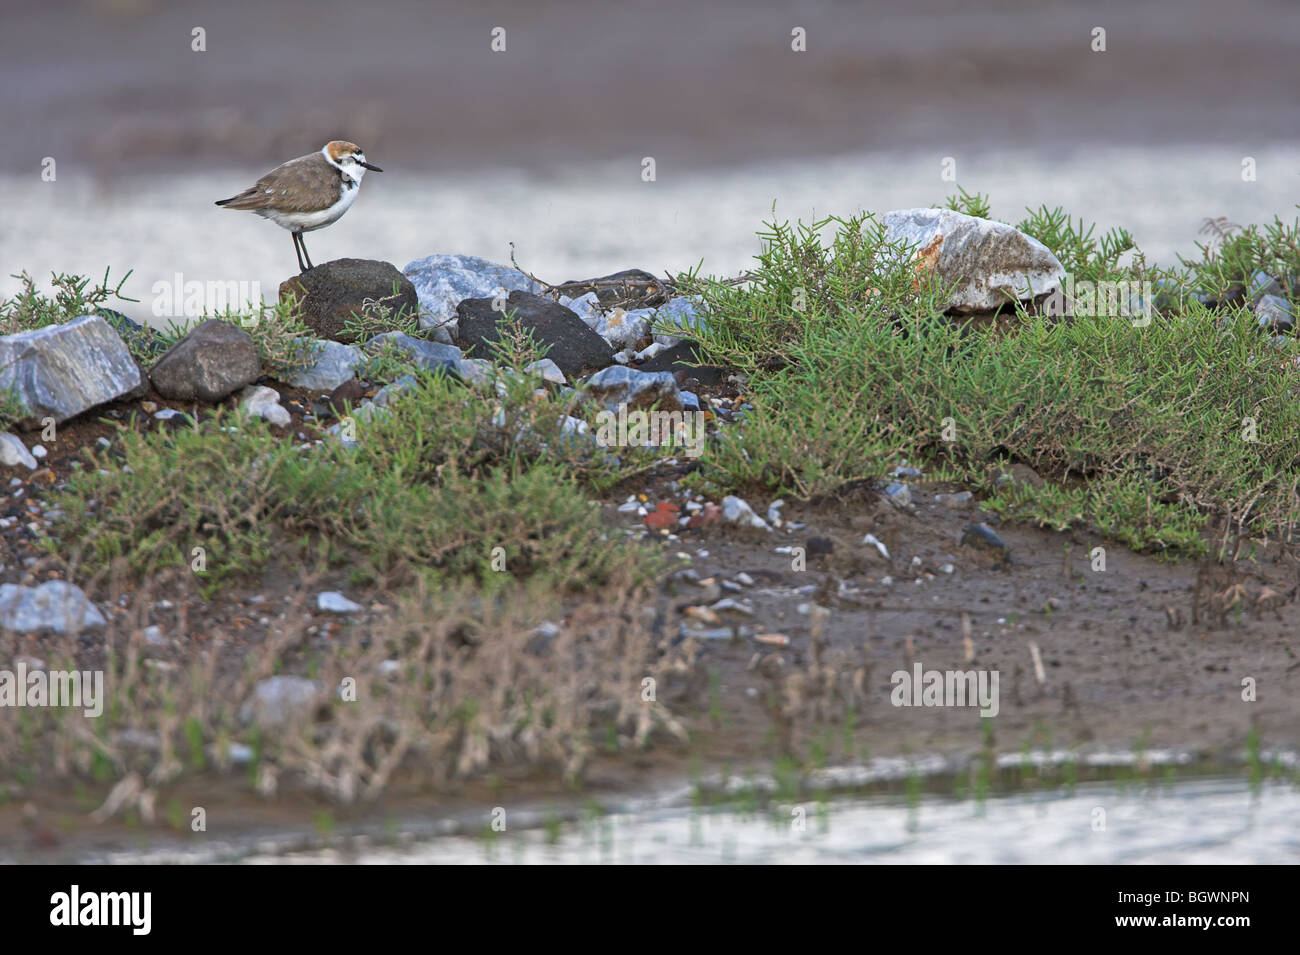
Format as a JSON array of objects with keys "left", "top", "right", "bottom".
[
  {"left": 4, "top": 144, "right": 1297, "bottom": 328},
  {"left": 236, "top": 775, "right": 1299, "bottom": 865}
]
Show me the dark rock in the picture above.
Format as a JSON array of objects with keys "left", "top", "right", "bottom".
[
  {"left": 280, "top": 258, "right": 419, "bottom": 343},
  {"left": 455, "top": 291, "right": 616, "bottom": 379},
  {"left": 326, "top": 378, "right": 366, "bottom": 416},
  {"left": 806, "top": 536, "right": 835, "bottom": 557},
  {"left": 961, "top": 522, "right": 1010, "bottom": 562},
  {"left": 148, "top": 319, "right": 262, "bottom": 402},
  {"left": 558, "top": 268, "right": 668, "bottom": 308},
  {"left": 1247, "top": 270, "right": 1285, "bottom": 303},
  {"left": 638, "top": 340, "right": 730, "bottom": 388}
]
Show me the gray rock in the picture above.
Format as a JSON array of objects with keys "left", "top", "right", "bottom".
[
  {"left": 364, "top": 331, "right": 463, "bottom": 378},
  {"left": 961, "top": 522, "right": 1011, "bottom": 561},
  {"left": 317, "top": 591, "right": 363, "bottom": 614},
  {"left": 403, "top": 253, "right": 542, "bottom": 343},
  {"left": 557, "top": 268, "right": 667, "bottom": 309},
  {"left": 525, "top": 358, "right": 566, "bottom": 385},
  {"left": 238, "top": 385, "right": 291, "bottom": 427},
  {"left": 721, "top": 495, "right": 772, "bottom": 531},
  {"left": 883, "top": 482, "right": 913, "bottom": 507},
  {"left": 456, "top": 291, "right": 616, "bottom": 379},
  {"left": 280, "top": 258, "right": 418, "bottom": 343},
  {"left": 1248, "top": 271, "right": 1285, "bottom": 303},
  {"left": 0, "top": 433, "right": 37, "bottom": 469},
  {"left": 883, "top": 208, "right": 1066, "bottom": 313},
  {"left": 558, "top": 291, "right": 602, "bottom": 326},
  {"left": 651, "top": 297, "right": 708, "bottom": 346},
  {"left": 284, "top": 338, "right": 364, "bottom": 391},
  {"left": 583, "top": 365, "right": 682, "bottom": 413},
  {"left": 1253, "top": 294, "right": 1294, "bottom": 333},
  {"left": 592, "top": 307, "right": 652, "bottom": 351},
  {"left": 0, "top": 580, "right": 106, "bottom": 634},
  {"left": 0, "top": 315, "right": 143, "bottom": 427},
  {"left": 372, "top": 375, "right": 418, "bottom": 407},
  {"left": 239, "top": 676, "right": 326, "bottom": 728},
  {"left": 149, "top": 319, "right": 262, "bottom": 402}
]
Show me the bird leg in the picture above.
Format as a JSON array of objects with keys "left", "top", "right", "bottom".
[
  {"left": 292, "top": 232, "right": 307, "bottom": 273},
  {"left": 298, "top": 232, "right": 314, "bottom": 271}
]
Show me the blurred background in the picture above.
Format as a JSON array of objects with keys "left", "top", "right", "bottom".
[{"left": 2, "top": 0, "right": 1299, "bottom": 323}]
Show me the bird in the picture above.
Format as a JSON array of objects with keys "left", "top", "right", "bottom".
[{"left": 215, "top": 140, "right": 382, "bottom": 273}]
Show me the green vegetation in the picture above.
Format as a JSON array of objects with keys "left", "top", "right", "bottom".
[{"left": 672, "top": 199, "right": 1300, "bottom": 557}]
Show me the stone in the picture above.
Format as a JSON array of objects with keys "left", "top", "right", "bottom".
[
  {"left": 238, "top": 385, "right": 291, "bottom": 427},
  {"left": 582, "top": 365, "right": 682, "bottom": 413},
  {"left": 0, "top": 433, "right": 37, "bottom": 469},
  {"left": 557, "top": 268, "right": 667, "bottom": 308},
  {"left": 317, "top": 591, "right": 363, "bottom": 614},
  {"left": 1247, "top": 271, "right": 1285, "bottom": 303},
  {"left": 364, "top": 331, "right": 463, "bottom": 378},
  {"left": 883, "top": 482, "right": 912, "bottom": 507},
  {"left": 0, "top": 580, "right": 106, "bottom": 634},
  {"left": 0, "top": 315, "right": 143, "bottom": 427},
  {"left": 637, "top": 339, "right": 729, "bottom": 387},
  {"left": 651, "top": 297, "right": 708, "bottom": 346},
  {"left": 525, "top": 358, "right": 566, "bottom": 385},
  {"left": 403, "top": 253, "right": 542, "bottom": 343},
  {"left": 283, "top": 338, "right": 364, "bottom": 391},
  {"left": 961, "top": 522, "right": 1011, "bottom": 561},
  {"left": 883, "top": 208, "right": 1066, "bottom": 313},
  {"left": 239, "top": 676, "right": 326, "bottom": 728},
  {"left": 280, "top": 258, "right": 418, "bottom": 343},
  {"left": 456, "top": 291, "right": 616, "bottom": 379},
  {"left": 558, "top": 291, "right": 602, "bottom": 325},
  {"left": 591, "top": 307, "right": 652, "bottom": 351},
  {"left": 1253, "top": 294, "right": 1294, "bottom": 333},
  {"left": 149, "top": 319, "right": 262, "bottom": 402},
  {"left": 721, "top": 495, "right": 772, "bottom": 531}
]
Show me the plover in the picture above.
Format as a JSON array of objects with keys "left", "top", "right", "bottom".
[{"left": 215, "top": 140, "right": 383, "bottom": 272}]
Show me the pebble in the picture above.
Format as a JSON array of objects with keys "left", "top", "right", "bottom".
[
  {"left": 934, "top": 491, "right": 973, "bottom": 507},
  {"left": 862, "top": 533, "right": 890, "bottom": 560},
  {"left": 722, "top": 495, "right": 772, "bottom": 531},
  {"left": 883, "top": 482, "right": 912, "bottom": 507},
  {"left": 317, "top": 591, "right": 363, "bottom": 614}
]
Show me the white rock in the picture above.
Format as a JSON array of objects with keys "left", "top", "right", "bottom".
[
  {"left": 0, "top": 433, "right": 37, "bottom": 469},
  {"left": 0, "top": 580, "right": 106, "bottom": 634},
  {"left": 722, "top": 495, "right": 772, "bottom": 531},
  {"left": 862, "top": 533, "right": 891, "bottom": 560},
  {"left": 238, "top": 385, "right": 291, "bottom": 427},
  {"left": 883, "top": 208, "right": 1065, "bottom": 312},
  {"left": 317, "top": 591, "right": 363, "bottom": 614},
  {"left": 403, "top": 253, "right": 543, "bottom": 343},
  {"left": 239, "top": 676, "right": 325, "bottom": 728},
  {"left": 284, "top": 338, "right": 364, "bottom": 391}
]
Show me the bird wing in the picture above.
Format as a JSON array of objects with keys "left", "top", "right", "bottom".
[{"left": 214, "top": 154, "right": 342, "bottom": 212}]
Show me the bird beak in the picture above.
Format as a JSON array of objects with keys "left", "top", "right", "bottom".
[{"left": 359, "top": 161, "right": 383, "bottom": 172}]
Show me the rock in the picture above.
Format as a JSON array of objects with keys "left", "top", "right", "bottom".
[
  {"left": 722, "top": 495, "right": 772, "bottom": 531},
  {"left": 238, "top": 385, "right": 291, "bottom": 427},
  {"left": 456, "top": 291, "right": 616, "bottom": 379},
  {"left": 283, "top": 338, "right": 364, "bottom": 391},
  {"left": 0, "top": 433, "right": 37, "bottom": 469},
  {"left": 364, "top": 331, "right": 463, "bottom": 378},
  {"left": 1253, "top": 294, "right": 1294, "bottom": 333},
  {"left": 883, "top": 482, "right": 912, "bottom": 507},
  {"left": 0, "top": 580, "right": 106, "bottom": 634},
  {"left": 992, "top": 462, "right": 1044, "bottom": 490},
  {"left": 961, "top": 522, "right": 1011, "bottom": 562},
  {"left": 558, "top": 291, "right": 602, "bottom": 325},
  {"left": 806, "top": 536, "right": 835, "bottom": 556},
  {"left": 883, "top": 208, "right": 1066, "bottom": 313},
  {"left": 637, "top": 339, "right": 730, "bottom": 387},
  {"left": 934, "top": 491, "right": 973, "bottom": 507},
  {"left": 557, "top": 268, "right": 667, "bottom": 308},
  {"left": 372, "top": 375, "right": 417, "bottom": 407},
  {"left": 239, "top": 676, "right": 326, "bottom": 728},
  {"left": 149, "top": 320, "right": 262, "bottom": 402},
  {"left": 403, "top": 253, "right": 542, "bottom": 343},
  {"left": 582, "top": 365, "right": 682, "bottom": 413},
  {"left": 591, "top": 307, "right": 652, "bottom": 351},
  {"left": 651, "top": 297, "right": 709, "bottom": 346},
  {"left": 525, "top": 358, "right": 566, "bottom": 385},
  {"left": 280, "top": 259, "right": 419, "bottom": 343},
  {"left": 1248, "top": 271, "right": 1285, "bottom": 304},
  {"left": 317, "top": 591, "right": 363, "bottom": 614},
  {"left": 0, "top": 315, "right": 143, "bottom": 427},
  {"left": 862, "top": 533, "right": 890, "bottom": 560},
  {"left": 325, "top": 378, "right": 366, "bottom": 416}
]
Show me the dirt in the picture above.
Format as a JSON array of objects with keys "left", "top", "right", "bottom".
[{"left": 2, "top": 378, "right": 1298, "bottom": 861}]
